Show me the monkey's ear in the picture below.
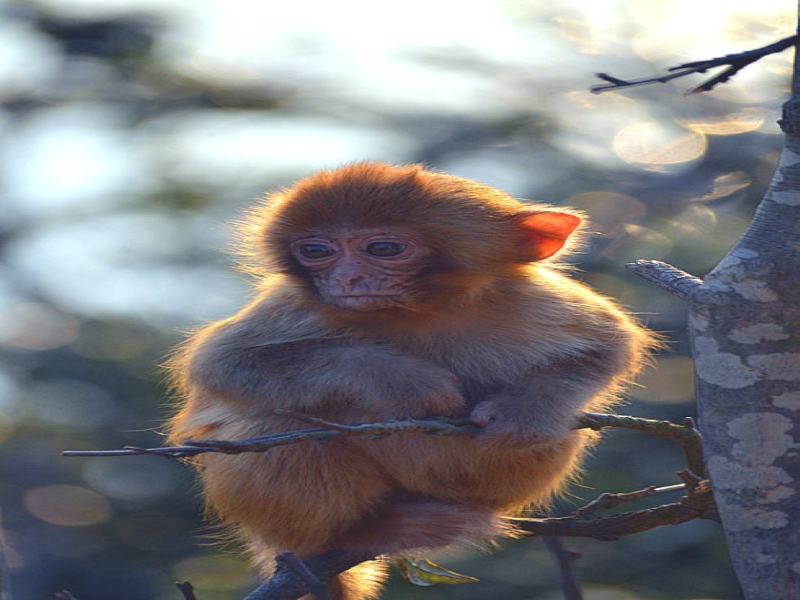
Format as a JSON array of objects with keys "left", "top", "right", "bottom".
[{"left": 515, "top": 211, "right": 582, "bottom": 261}]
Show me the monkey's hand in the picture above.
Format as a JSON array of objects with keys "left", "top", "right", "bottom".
[{"left": 469, "top": 398, "right": 574, "bottom": 450}]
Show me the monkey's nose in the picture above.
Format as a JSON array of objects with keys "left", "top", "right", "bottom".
[{"left": 349, "top": 277, "right": 366, "bottom": 286}]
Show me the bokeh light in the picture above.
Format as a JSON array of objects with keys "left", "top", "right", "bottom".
[
  {"left": 24, "top": 485, "right": 112, "bottom": 527},
  {"left": 0, "top": 303, "right": 79, "bottom": 351},
  {"left": 613, "top": 122, "right": 707, "bottom": 171}
]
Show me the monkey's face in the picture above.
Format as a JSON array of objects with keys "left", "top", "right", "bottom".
[{"left": 289, "top": 228, "right": 432, "bottom": 312}]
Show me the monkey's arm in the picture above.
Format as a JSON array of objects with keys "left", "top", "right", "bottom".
[
  {"left": 467, "top": 278, "right": 656, "bottom": 450},
  {"left": 469, "top": 350, "right": 616, "bottom": 448},
  {"left": 176, "top": 315, "right": 464, "bottom": 421}
]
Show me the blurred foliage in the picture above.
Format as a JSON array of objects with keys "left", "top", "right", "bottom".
[{"left": 0, "top": 0, "right": 793, "bottom": 598}]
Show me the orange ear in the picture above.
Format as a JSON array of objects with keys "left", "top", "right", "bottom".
[{"left": 516, "top": 211, "right": 581, "bottom": 261}]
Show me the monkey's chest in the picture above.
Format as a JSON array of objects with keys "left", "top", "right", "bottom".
[{"left": 400, "top": 336, "right": 544, "bottom": 398}]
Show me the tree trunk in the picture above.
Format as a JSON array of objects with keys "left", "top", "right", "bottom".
[{"left": 688, "top": 16, "right": 800, "bottom": 599}]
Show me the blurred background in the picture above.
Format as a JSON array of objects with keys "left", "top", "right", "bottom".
[{"left": 0, "top": 0, "right": 793, "bottom": 598}]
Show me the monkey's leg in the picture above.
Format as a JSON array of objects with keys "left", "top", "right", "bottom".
[
  {"left": 336, "top": 495, "right": 514, "bottom": 555},
  {"left": 293, "top": 497, "right": 511, "bottom": 600}
]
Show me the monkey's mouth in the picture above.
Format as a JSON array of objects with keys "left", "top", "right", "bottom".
[{"left": 326, "top": 294, "right": 405, "bottom": 311}]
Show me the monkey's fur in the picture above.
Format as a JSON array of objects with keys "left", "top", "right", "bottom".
[{"left": 166, "top": 163, "right": 657, "bottom": 599}]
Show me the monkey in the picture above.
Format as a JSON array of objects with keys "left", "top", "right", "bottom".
[{"left": 165, "top": 162, "right": 658, "bottom": 600}]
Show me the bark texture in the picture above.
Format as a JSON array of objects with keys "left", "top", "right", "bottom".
[{"left": 688, "top": 30, "right": 800, "bottom": 597}]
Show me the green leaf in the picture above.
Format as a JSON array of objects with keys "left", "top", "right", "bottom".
[{"left": 395, "top": 556, "right": 479, "bottom": 587}]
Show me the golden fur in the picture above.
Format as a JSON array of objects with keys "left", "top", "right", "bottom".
[{"left": 166, "top": 163, "right": 657, "bottom": 599}]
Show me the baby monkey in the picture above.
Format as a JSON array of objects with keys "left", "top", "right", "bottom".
[{"left": 167, "top": 162, "right": 656, "bottom": 599}]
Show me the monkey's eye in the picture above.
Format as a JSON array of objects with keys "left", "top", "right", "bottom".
[
  {"left": 298, "top": 243, "right": 335, "bottom": 259},
  {"left": 366, "top": 241, "right": 407, "bottom": 257}
]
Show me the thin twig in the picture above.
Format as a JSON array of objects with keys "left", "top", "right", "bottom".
[
  {"left": 578, "top": 413, "right": 705, "bottom": 477},
  {"left": 591, "top": 34, "right": 799, "bottom": 94},
  {"left": 511, "top": 478, "right": 717, "bottom": 540},
  {"left": 569, "top": 483, "right": 686, "bottom": 519},
  {"left": 62, "top": 417, "right": 479, "bottom": 459},
  {"left": 175, "top": 582, "right": 198, "bottom": 600},
  {"left": 273, "top": 409, "right": 361, "bottom": 432},
  {"left": 543, "top": 537, "right": 584, "bottom": 600},
  {"left": 63, "top": 412, "right": 704, "bottom": 478}
]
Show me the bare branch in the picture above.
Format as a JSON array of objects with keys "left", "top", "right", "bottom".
[
  {"left": 275, "top": 553, "right": 329, "bottom": 600},
  {"left": 543, "top": 537, "right": 584, "bottom": 600},
  {"left": 591, "top": 35, "right": 799, "bottom": 94},
  {"left": 175, "top": 582, "right": 198, "bottom": 600},
  {"left": 578, "top": 413, "right": 705, "bottom": 477},
  {"left": 63, "top": 412, "right": 704, "bottom": 477},
  {"left": 241, "top": 550, "right": 374, "bottom": 600},
  {"left": 236, "top": 479, "right": 716, "bottom": 599},
  {"left": 62, "top": 416, "right": 480, "bottom": 459},
  {"left": 512, "top": 477, "right": 717, "bottom": 540},
  {"left": 569, "top": 483, "right": 686, "bottom": 519},
  {"left": 61, "top": 411, "right": 711, "bottom": 600},
  {"left": 625, "top": 260, "right": 703, "bottom": 301}
]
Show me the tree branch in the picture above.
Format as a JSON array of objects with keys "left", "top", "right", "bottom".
[
  {"left": 241, "top": 550, "right": 375, "bottom": 600},
  {"left": 543, "top": 536, "right": 584, "bottom": 600},
  {"left": 234, "top": 475, "right": 715, "bottom": 600},
  {"left": 513, "top": 475, "right": 716, "bottom": 540},
  {"left": 577, "top": 413, "right": 705, "bottom": 477},
  {"left": 62, "top": 410, "right": 710, "bottom": 600},
  {"left": 175, "top": 582, "right": 199, "bottom": 600},
  {"left": 625, "top": 260, "right": 703, "bottom": 301},
  {"left": 63, "top": 411, "right": 705, "bottom": 476},
  {"left": 271, "top": 553, "right": 329, "bottom": 600},
  {"left": 569, "top": 483, "right": 681, "bottom": 520},
  {"left": 591, "top": 35, "right": 799, "bottom": 95},
  {"left": 62, "top": 416, "right": 480, "bottom": 459}
]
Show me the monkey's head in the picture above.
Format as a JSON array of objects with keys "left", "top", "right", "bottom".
[{"left": 244, "top": 163, "right": 583, "bottom": 313}]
